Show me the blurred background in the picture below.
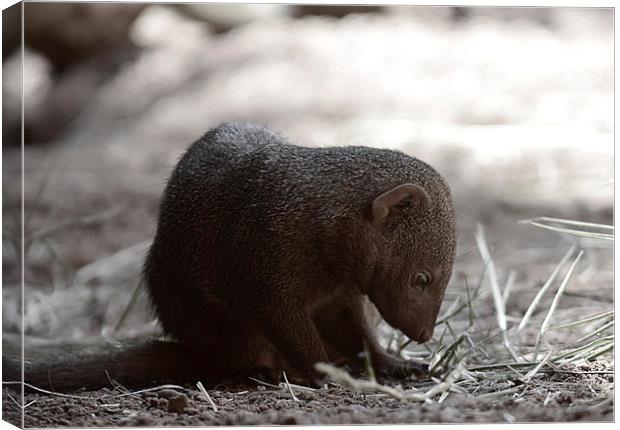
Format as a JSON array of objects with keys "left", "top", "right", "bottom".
[{"left": 2, "top": 3, "right": 613, "bottom": 344}]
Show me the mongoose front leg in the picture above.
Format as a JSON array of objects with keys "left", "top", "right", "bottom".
[
  {"left": 314, "top": 294, "right": 428, "bottom": 379},
  {"left": 257, "top": 309, "right": 329, "bottom": 386}
]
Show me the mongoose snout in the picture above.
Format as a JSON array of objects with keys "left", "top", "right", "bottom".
[{"left": 415, "top": 329, "right": 432, "bottom": 343}]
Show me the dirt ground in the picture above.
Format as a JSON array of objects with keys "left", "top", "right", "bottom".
[
  {"left": 2, "top": 361, "right": 614, "bottom": 427},
  {"left": 2, "top": 5, "right": 614, "bottom": 427}
]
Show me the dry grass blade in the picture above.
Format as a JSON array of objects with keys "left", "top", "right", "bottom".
[
  {"left": 420, "top": 325, "right": 448, "bottom": 362},
  {"left": 436, "top": 297, "right": 461, "bottom": 325},
  {"left": 75, "top": 240, "right": 151, "bottom": 285},
  {"left": 438, "top": 391, "right": 450, "bottom": 404},
  {"left": 362, "top": 341, "right": 377, "bottom": 383},
  {"left": 429, "top": 333, "right": 467, "bottom": 374},
  {"left": 468, "top": 361, "right": 541, "bottom": 372},
  {"left": 435, "top": 289, "right": 483, "bottom": 327},
  {"left": 248, "top": 377, "right": 280, "bottom": 389},
  {"left": 248, "top": 376, "right": 317, "bottom": 393},
  {"left": 282, "top": 382, "right": 317, "bottom": 392},
  {"left": 562, "top": 336, "right": 614, "bottom": 363},
  {"left": 502, "top": 270, "right": 516, "bottom": 306},
  {"left": 549, "top": 310, "right": 614, "bottom": 330},
  {"left": 196, "top": 381, "right": 218, "bottom": 412},
  {"left": 506, "top": 365, "right": 526, "bottom": 379},
  {"left": 570, "top": 320, "right": 614, "bottom": 345},
  {"left": 422, "top": 362, "right": 465, "bottom": 400},
  {"left": 583, "top": 343, "right": 614, "bottom": 361},
  {"left": 315, "top": 362, "right": 411, "bottom": 400},
  {"left": 6, "top": 391, "right": 38, "bottom": 410},
  {"left": 5, "top": 392, "right": 25, "bottom": 409},
  {"left": 476, "top": 387, "right": 520, "bottom": 399},
  {"left": 464, "top": 276, "right": 475, "bottom": 328},
  {"left": 23, "top": 158, "right": 61, "bottom": 233},
  {"left": 524, "top": 217, "right": 614, "bottom": 230},
  {"left": 398, "top": 270, "right": 488, "bottom": 354},
  {"left": 520, "top": 217, "right": 613, "bottom": 241},
  {"left": 566, "top": 337, "right": 614, "bottom": 363},
  {"left": 533, "top": 250, "right": 585, "bottom": 357},
  {"left": 518, "top": 245, "right": 576, "bottom": 332},
  {"left": 1, "top": 382, "right": 94, "bottom": 400},
  {"left": 475, "top": 224, "right": 520, "bottom": 362},
  {"left": 553, "top": 336, "right": 614, "bottom": 362},
  {"left": 114, "top": 279, "right": 144, "bottom": 332},
  {"left": 28, "top": 206, "right": 124, "bottom": 244},
  {"left": 554, "top": 334, "right": 612, "bottom": 357},
  {"left": 282, "top": 371, "right": 300, "bottom": 402},
  {"left": 523, "top": 351, "right": 552, "bottom": 383},
  {"left": 2, "top": 382, "right": 187, "bottom": 400},
  {"left": 315, "top": 362, "right": 464, "bottom": 403},
  {"left": 475, "top": 224, "right": 505, "bottom": 331}
]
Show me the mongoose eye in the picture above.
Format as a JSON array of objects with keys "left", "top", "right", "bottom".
[{"left": 414, "top": 271, "right": 432, "bottom": 289}]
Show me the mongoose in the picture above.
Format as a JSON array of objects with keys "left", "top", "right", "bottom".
[
  {"left": 144, "top": 122, "right": 456, "bottom": 385},
  {"left": 3, "top": 122, "right": 456, "bottom": 390}
]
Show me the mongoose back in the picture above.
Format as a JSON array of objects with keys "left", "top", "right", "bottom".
[{"left": 144, "top": 122, "right": 456, "bottom": 384}]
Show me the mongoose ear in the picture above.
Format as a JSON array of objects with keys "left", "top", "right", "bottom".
[{"left": 371, "top": 184, "right": 431, "bottom": 222}]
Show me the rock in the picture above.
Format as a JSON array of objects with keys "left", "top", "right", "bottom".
[{"left": 157, "top": 389, "right": 189, "bottom": 413}]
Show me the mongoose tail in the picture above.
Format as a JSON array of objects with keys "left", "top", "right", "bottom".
[{"left": 3, "top": 334, "right": 197, "bottom": 391}]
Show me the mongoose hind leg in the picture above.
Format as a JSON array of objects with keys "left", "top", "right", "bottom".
[{"left": 182, "top": 321, "right": 288, "bottom": 385}]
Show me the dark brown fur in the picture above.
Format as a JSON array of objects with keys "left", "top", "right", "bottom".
[{"left": 144, "top": 122, "right": 456, "bottom": 384}]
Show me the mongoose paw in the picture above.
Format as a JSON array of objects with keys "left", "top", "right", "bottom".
[
  {"left": 275, "top": 367, "right": 324, "bottom": 389},
  {"left": 284, "top": 374, "right": 324, "bottom": 389},
  {"left": 373, "top": 353, "right": 429, "bottom": 380},
  {"left": 252, "top": 365, "right": 283, "bottom": 385},
  {"left": 302, "top": 370, "right": 329, "bottom": 389}
]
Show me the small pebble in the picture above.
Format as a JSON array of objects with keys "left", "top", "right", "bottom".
[
  {"left": 156, "top": 389, "right": 189, "bottom": 413},
  {"left": 275, "top": 399, "right": 291, "bottom": 409},
  {"left": 167, "top": 395, "right": 189, "bottom": 413}
]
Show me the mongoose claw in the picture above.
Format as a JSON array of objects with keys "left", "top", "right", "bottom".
[{"left": 373, "top": 354, "right": 429, "bottom": 380}]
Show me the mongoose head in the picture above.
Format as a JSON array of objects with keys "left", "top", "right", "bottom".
[{"left": 365, "top": 173, "right": 456, "bottom": 344}]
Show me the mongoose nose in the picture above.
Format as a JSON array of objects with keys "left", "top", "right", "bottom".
[{"left": 417, "top": 329, "right": 432, "bottom": 343}]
